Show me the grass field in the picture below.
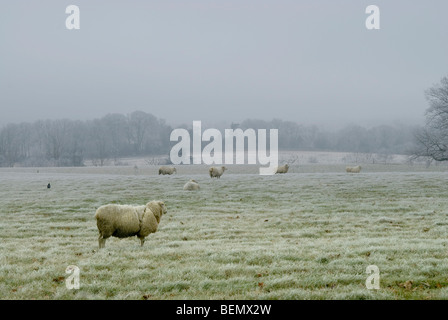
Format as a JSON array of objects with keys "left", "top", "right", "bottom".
[{"left": 1, "top": 164, "right": 448, "bottom": 300}]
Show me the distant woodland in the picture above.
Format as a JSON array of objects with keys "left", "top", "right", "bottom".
[{"left": 0, "top": 110, "right": 419, "bottom": 167}]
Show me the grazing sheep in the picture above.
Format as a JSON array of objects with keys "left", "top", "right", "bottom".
[
  {"left": 346, "top": 165, "right": 362, "bottom": 173},
  {"left": 183, "top": 179, "right": 200, "bottom": 191},
  {"left": 158, "top": 166, "right": 177, "bottom": 175},
  {"left": 95, "top": 200, "right": 167, "bottom": 248},
  {"left": 209, "top": 166, "right": 227, "bottom": 179},
  {"left": 275, "top": 164, "right": 289, "bottom": 174}
]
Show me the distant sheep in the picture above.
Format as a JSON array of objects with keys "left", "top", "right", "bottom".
[
  {"left": 209, "top": 166, "right": 227, "bottom": 179},
  {"left": 346, "top": 165, "right": 362, "bottom": 173},
  {"left": 183, "top": 179, "right": 200, "bottom": 191},
  {"left": 95, "top": 200, "right": 167, "bottom": 248},
  {"left": 275, "top": 164, "right": 289, "bottom": 174},
  {"left": 159, "top": 166, "right": 177, "bottom": 175}
]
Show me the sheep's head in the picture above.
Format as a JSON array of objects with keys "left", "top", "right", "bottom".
[
  {"left": 191, "top": 179, "right": 198, "bottom": 183},
  {"left": 285, "top": 164, "right": 289, "bottom": 169},
  {"left": 145, "top": 201, "right": 167, "bottom": 223},
  {"left": 159, "top": 201, "right": 167, "bottom": 215},
  {"left": 173, "top": 168, "right": 177, "bottom": 173},
  {"left": 222, "top": 166, "right": 227, "bottom": 171}
]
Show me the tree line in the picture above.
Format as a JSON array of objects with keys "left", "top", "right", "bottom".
[
  {"left": 235, "top": 119, "right": 418, "bottom": 156},
  {"left": 0, "top": 109, "right": 421, "bottom": 167},
  {"left": 0, "top": 111, "right": 172, "bottom": 167}
]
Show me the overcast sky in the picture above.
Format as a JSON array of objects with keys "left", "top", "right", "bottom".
[{"left": 1, "top": 0, "right": 447, "bottom": 129}]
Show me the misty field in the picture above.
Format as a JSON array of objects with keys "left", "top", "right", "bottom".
[{"left": 1, "top": 164, "right": 448, "bottom": 300}]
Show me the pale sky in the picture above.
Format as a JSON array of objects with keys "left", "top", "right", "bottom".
[{"left": 1, "top": 0, "right": 447, "bottom": 128}]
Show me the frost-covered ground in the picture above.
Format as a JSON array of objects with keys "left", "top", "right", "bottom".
[{"left": 1, "top": 163, "right": 448, "bottom": 299}]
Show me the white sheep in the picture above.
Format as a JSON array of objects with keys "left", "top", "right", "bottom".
[
  {"left": 95, "top": 200, "right": 167, "bottom": 248},
  {"left": 159, "top": 166, "right": 177, "bottom": 175},
  {"left": 275, "top": 164, "right": 289, "bottom": 174},
  {"left": 346, "top": 165, "right": 362, "bottom": 173},
  {"left": 183, "top": 179, "right": 200, "bottom": 191},
  {"left": 209, "top": 166, "right": 227, "bottom": 178}
]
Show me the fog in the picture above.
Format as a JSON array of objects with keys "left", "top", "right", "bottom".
[{"left": 1, "top": 0, "right": 448, "bottom": 128}]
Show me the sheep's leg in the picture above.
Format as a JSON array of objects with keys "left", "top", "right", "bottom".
[
  {"left": 138, "top": 236, "right": 145, "bottom": 247},
  {"left": 98, "top": 235, "right": 106, "bottom": 249}
]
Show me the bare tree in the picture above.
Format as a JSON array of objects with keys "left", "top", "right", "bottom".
[
  {"left": 41, "top": 119, "right": 70, "bottom": 165},
  {"left": 102, "top": 113, "right": 127, "bottom": 162},
  {"left": 413, "top": 127, "right": 448, "bottom": 161},
  {"left": 89, "top": 118, "right": 110, "bottom": 166},
  {"left": 126, "top": 111, "right": 151, "bottom": 155},
  {"left": 412, "top": 76, "right": 448, "bottom": 161},
  {"left": 0, "top": 124, "right": 22, "bottom": 166}
]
